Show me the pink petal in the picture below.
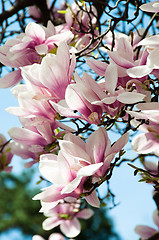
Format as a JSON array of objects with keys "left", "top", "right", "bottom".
[
  {"left": 108, "top": 51, "right": 134, "bottom": 69},
  {"left": 0, "top": 70, "right": 22, "bottom": 88},
  {"left": 111, "top": 132, "right": 129, "bottom": 154},
  {"left": 86, "top": 58, "right": 107, "bottom": 76},
  {"left": 56, "top": 42, "right": 69, "bottom": 71},
  {"left": 60, "top": 218, "right": 81, "bottom": 238},
  {"left": 35, "top": 43, "right": 48, "bottom": 55},
  {"left": 8, "top": 127, "right": 46, "bottom": 146},
  {"left": 76, "top": 208, "right": 94, "bottom": 219},
  {"left": 131, "top": 133, "right": 158, "bottom": 154},
  {"left": 135, "top": 225, "right": 157, "bottom": 238},
  {"left": 25, "top": 22, "right": 45, "bottom": 44},
  {"left": 86, "top": 127, "right": 110, "bottom": 164},
  {"left": 85, "top": 190, "right": 100, "bottom": 208},
  {"left": 50, "top": 100, "right": 80, "bottom": 118}
]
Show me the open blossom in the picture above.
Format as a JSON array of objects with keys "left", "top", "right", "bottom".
[
  {"left": 135, "top": 210, "right": 159, "bottom": 239},
  {"left": 127, "top": 102, "right": 159, "bottom": 155},
  {"left": 33, "top": 128, "right": 129, "bottom": 207},
  {"left": 21, "top": 41, "right": 76, "bottom": 100},
  {"left": 131, "top": 120, "right": 159, "bottom": 155},
  {"left": 0, "top": 134, "right": 13, "bottom": 172},
  {"left": 51, "top": 61, "right": 146, "bottom": 124},
  {"left": 6, "top": 41, "right": 76, "bottom": 119},
  {"left": 40, "top": 200, "right": 94, "bottom": 238},
  {"left": 8, "top": 116, "right": 73, "bottom": 168},
  {"left": 127, "top": 34, "right": 159, "bottom": 79},
  {"left": 0, "top": 21, "right": 73, "bottom": 88},
  {"left": 87, "top": 37, "right": 149, "bottom": 88}
]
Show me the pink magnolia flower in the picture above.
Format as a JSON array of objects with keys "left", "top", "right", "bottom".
[
  {"left": 6, "top": 82, "right": 56, "bottom": 119},
  {"left": 127, "top": 35, "right": 159, "bottom": 79},
  {"left": 140, "top": 1, "right": 159, "bottom": 13},
  {"left": 131, "top": 120, "right": 159, "bottom": 155},
  {"left": 87, "top": 37, "right": 149, "bottom": 88},
  {"left": 6, "top": 42, "right": 75, "bottom": 119},
  {"left": 21, "top": 41, "right": 76, "bottom": 100},
  {"left": 41, "top": 200, "right": 94, "bottom": 238},
  {"left": 135, "top": 210, "right": 159, "bottom": 239},
  {"left": 33, "top": 128, "right": 129, "bottom": 207},
  {"left": 8, "top": 116, "right": 73, "bottom": 167},
  {"left": 51, "top": 64, "right": 146, "bottom": 123},
  {"left": 127, "top": 102, "right": 159, "bottom": 155},
  {"left": 0, "top": 134, "right": 13, "bottom": 172},
  {"left": 0, "top": 21, "right": 73, "bottom": 88}
]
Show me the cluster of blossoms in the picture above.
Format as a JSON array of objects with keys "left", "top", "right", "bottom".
[{"left": 1, "top": 0, "right": 159, "bottom": 239}]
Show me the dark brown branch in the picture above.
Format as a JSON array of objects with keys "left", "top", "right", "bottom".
[{"left": 0, "top": 0, "right": 50, "bottom": 26}]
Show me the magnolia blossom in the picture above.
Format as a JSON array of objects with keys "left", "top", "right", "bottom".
[
  {"left": 33, "top": 128, "right": 129, "bottom": 207},
  {"left": 8, "top": 116, "right": 73, "bottom": 168},
  {"left": 0, "top": 134, "right": 13, "bottom": 172},
  {"left": 131, "top": 120, "right": 159, "bottom": 155},
  {"left": 0, "top": 21, "right": 73, "bottom": 88},
  {"left": 6, "top": 42, "right": 75, "bottom": 119},
  {"left": 51, "top": 61, "right": 146, "bottom": 123},
  {"left": 135, "top": 210, "right": 159, "bottom": 239},
  {"left": 127, "top": 35, "right": 159, "bottom": 79},
  {"left": 87, "top": 37, "right": 149, "bottom": 87},
  {"left": 127, "top": 102, "right": 159, "bottom": 155},
  {"left": 40, "top": 200, "right": 94, "bottom": 238}
]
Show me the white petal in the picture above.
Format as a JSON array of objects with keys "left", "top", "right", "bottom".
[
  {"left": 105, "top": 62, "right": 118, "bottom": 95},
  {"left": 77, "top": 163, "right": 103, "bottom": 177},
  {"left": 127, "top": 65, "right": 152, "bottom": 78},
  {"left": 61, "top": 176, "right": 82, "bottom": 194},
  {"left": 117, "top": 92, "right": 145, "bottom": 104}
]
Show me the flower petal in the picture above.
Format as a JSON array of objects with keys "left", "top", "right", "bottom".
[
  {"left": 0, "top": 70, "right": 22, "bottom": 88},
  {"left": 60, "top": 218, "right": 81, "bottom": 238},
  {"left": 85, "top": 190, "right": 100, "bottom": 208},
  {"left": 76, "top": 208, "right": 94, "bottom": 219}
]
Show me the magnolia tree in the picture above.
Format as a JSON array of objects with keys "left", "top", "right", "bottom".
[{"left": 1, "top": 0, "right": 159, "bottom": 239}]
